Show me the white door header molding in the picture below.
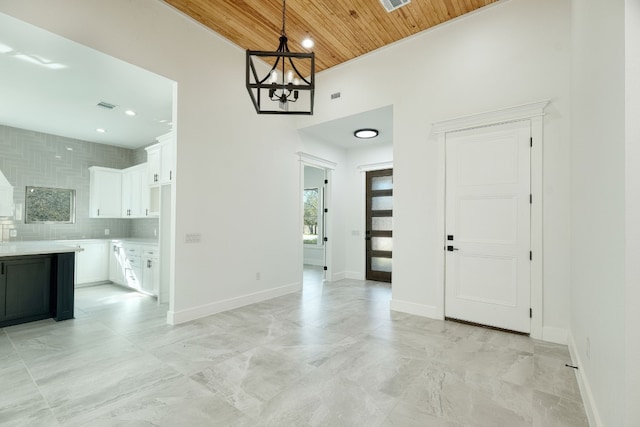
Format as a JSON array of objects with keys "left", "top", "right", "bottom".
[
  {"left": 297, "top": 152, "right": 337, "bottom": 170},
  {"left": 433, "top": 100, "right": 550, "bottom": 134},
  {"left": 358, "top": 161, "right": 394, "bottom": 173}
]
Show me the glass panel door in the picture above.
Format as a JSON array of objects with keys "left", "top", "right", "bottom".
[{"left": 366, "top": 168, "right": 393, "bottom": 282}]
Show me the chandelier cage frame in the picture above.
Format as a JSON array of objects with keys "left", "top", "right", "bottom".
[{"left": 245, "top": 0, "right": 315, "bottom": 115}]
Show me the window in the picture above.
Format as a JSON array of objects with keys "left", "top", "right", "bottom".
[
  {"left": 303, "top": 187, "right": 321, "bottom": 245},
  {"left": 25, "top": 186, "right": 76, "bottom": 224}
]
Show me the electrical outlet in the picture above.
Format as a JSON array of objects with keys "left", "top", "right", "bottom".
[
  {"left": 586, "top": 337, "right": 591, "bottom": 360},
  {"left": 185, "top": 233, "right": 202, "bottom": 244},
  {"left": 9, "top": 229, "right": 17, "bottom": 237},
  {"left": 104, "top": 228, "right": 110, "bottom": 236}
]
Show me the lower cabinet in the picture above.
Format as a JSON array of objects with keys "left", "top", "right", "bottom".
[
  {"left": 109, "top": 241, "right": 159, "bottom": 296},
  {"left": 0, "top": 256, "right": 51, "bottom": 324},
  {"left": 65, "top": 240, "right": 110, "bottom": 286}
]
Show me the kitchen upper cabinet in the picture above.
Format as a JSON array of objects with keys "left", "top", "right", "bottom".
[
  {"left": 146, "top": 132, "right": 174, "bottom": 186},
  {"left": 89, "top": 166, "right": 122, "bottom": 218},
  {"left": 121, "top": 164, "right": 151, "bottom": 218}
]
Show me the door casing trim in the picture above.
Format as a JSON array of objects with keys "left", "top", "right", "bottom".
[{"left": 433, "top": 100, "right": 549, "bottom": 340}]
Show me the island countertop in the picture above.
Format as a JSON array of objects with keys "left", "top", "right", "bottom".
[{"left": 0, "top": 241, "right": 83, "bottom": 258}]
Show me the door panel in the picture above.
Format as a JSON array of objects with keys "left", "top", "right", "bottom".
[
  {"left": 445, "top": 121, "right": 531, "bottom": 333},
  {"left": 366, "top": 168, "right": 393, "bottom": 282}
]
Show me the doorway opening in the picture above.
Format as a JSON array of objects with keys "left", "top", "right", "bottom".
[{"left": 303, "top": 165, "right": 328, "bottom": 286}]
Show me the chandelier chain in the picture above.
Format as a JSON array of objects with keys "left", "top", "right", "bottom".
[{"left": 281, "top": 0, "right": 287, "bottom": 36}]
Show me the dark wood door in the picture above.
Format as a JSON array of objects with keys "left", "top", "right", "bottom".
[{"left": 366, "top": 168, "right": 393, "bottom": 282}]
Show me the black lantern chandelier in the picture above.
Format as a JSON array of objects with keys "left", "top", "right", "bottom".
[{"left": 246, "top": 0, "right": 315, "bottom": 115}]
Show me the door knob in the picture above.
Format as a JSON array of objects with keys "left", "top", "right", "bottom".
[{"left": 447, "top": 246, "right": 459, "bottom": 251}]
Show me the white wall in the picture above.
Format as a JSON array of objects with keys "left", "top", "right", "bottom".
[
  {"left": 625, "top": 2, "right": 640, "bottom": 425},
  {"left": 298, "top": 0, "right": 572, "bottom": 333},
  {"left": 0, "top": 0, "right": 305, "bottom": 322},
  {"left": 570, "top": 0, "right": 629, "bottom": 425}
]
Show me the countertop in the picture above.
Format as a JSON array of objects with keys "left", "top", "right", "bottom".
[{"left": 0, "top": 241, "right": 84, "bottom": 257}]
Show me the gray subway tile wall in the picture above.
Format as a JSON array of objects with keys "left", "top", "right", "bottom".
[{"left": 0, "top": 124, "right": 157, "bottom": 241}]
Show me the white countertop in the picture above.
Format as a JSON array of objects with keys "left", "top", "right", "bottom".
[{"left": 0, "top": 241, "right": 83, "bottom": 257}]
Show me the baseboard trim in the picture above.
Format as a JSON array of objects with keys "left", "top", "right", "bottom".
[
  {"left": 331, "top": 271, "right": 346, "bottom": 281},
  {"left": 568, "top": 333, "right": 603, "bottom": 427},
  {"left": 390, "top": 299, "right": 443, "bottom": 319},
  {"left": 166, "top": 282, "right": 302, "bottom": 325},
  {"left": 345, "top": 271, "right": 364, "bottom": 280},
  {"left": 542, "top": 326, "right": 569, "bottom": 345}
]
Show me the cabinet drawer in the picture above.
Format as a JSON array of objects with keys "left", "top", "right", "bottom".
[
  {"left": 125, "top": 256, "right": 141, "bottom": 267},
  {"left": 125, "top": 247, "right": 141, "bottom": 257},
  {"left": 141, "top": 248, "right": 158, "bottom": 258}
]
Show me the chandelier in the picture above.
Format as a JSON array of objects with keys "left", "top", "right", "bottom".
[{"left": 246, "top": 0, "right": 315, "bottom": 115}]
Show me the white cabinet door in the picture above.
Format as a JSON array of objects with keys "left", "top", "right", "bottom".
[
  {"left": 160, "top": 140, "right": 173, "bottom": 183},
  {"left": 146, "top": 132, "right": 174, "bottom": 186},
  {"left": 146, "top": 145, "right": 161, "bottom": 185},
  {"left": 109, "top": 242, "right": 125, "bottom": 285},
  {"left": 142, "top": 256, "right": 159, "bottom": 295},
  {"left": 122, "top": 164, "right": 149, "bottom": 218},
  {"left": 75, "top": 241, "right": 109, "bottom": 285},
  {"left": 89, "top": 167, "right": 122, "bottom": 218}
]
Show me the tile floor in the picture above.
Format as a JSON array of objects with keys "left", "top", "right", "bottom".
[{"left": 1, "top": 267, "right": 589, "bottom": 426}]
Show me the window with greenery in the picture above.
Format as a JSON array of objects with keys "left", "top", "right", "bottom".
[
  {"left": 25, "top": 186, "right": 76, "bottom": 224},
  {"left": 303, "top": 188, "right": 321, "bottom": 245}
]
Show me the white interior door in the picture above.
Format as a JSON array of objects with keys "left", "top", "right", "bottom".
[{"left": 445, "top": 120, "right": 531, "bottom": 333}]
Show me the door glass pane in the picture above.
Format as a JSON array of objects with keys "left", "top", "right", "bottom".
[
  {"left": 372, "top": 217, "right": 393, "bottom": 231},
  {"left": 372, "top": 196, "right": 393, "bottom": 211},
  {"left": 371, "top": 176, "right": 393, "bottom": 191},
  {"left": 372, "top": 237, "right": 393, "bottom": 251},
  {"left": 372, "top": 257, "right": 392, "bottom": 272}
]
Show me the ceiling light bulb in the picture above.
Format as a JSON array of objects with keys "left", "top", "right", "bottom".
[
  {"left": 293, "top": 78, "right": 300, "bottom": 86},
  {"left": 286, "top": 70, "right": 294, "bottom": 84},
  {"left": 125, "top": 110, "right": 136, "bottom": 116},
  {"left": 302, "top": 34, "right": 314, "bottom": 49},
  {"left": 269, "top": 70, "right": 278, "bottom": 84},
  {"left": 354, "top": 128, "right": 379, "bottom": 139}
]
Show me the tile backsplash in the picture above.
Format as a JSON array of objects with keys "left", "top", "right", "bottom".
[{"left": 0, "top": 124, "right": 156, "bottom": 241}]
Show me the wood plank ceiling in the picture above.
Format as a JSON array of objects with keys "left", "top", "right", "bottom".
[{"left": 164, "top": 0, "right": 497, "bottom": 73}]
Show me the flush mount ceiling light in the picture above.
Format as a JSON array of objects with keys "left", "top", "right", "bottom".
[
  {"left": 246, "top": 0, "right": 315, "bottom": 115},
  {"left": 354, "top": 128, "right": 379, "bottom": 139},
  {"left": 124, "top": 110, "right": 136, "bottom": 116},
  {"left": 95, "top": 128, "right": 106, "bottom": 133}
]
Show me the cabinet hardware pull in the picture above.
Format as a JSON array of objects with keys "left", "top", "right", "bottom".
[
  {"left": 1, "top": 263, "right": 4, "bottom": 275},
  {"left": 147, "top": 260, "right": 151, "bottom": 268},
  {"left": 170, "top": 171, "right": 172, "bottom": 180},
  {"left": 97, "top": 209, "right": 100, "bottom": 216}
]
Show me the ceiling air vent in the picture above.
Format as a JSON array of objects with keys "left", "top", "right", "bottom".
[
  {"left": 97, "top": 101, "right": 117, "bottom": 110},
  {"left": 379, "top": 0, "right": 411, "bottom": 12}
]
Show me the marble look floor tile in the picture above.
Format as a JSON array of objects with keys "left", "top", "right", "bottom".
[
  {"left": 256, "top": 373, "right": 398, "bottom": 427},
  {"left": 190, "top": 346, "right": 316, "bottom": 419},
  {"left": 153, "top": 329, "right": 256, "bottom": 376},
  {"left": 532, "top": 389, "right": 589, "bottom": 427},
  {"left": 1, "top": 280, "right": 589, "bottom": 426},
  {"left": 396, "top": 362, "right": 533, "bottom": 427},
  {"left": 74, "top": 376, "right": 249, "bottom": 427},
  {"left": 0, "top": 362, "right": 59, "bottom": 427},
  {"left": 534, "top": 354, "right": 583, "bottom": 402}
]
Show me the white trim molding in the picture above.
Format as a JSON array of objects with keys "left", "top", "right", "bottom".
[
  {"left": 357, "top": 160, "right": 393, "bottom": 173},
  {"left": 167, "top": 282, "right": 301, "bottom": 325},
  {"left": 432, "top": 100, "right": 549, "bottom": 340},
  {"left": 297, "top": 151, "right": 337, "bottom": 170},
  {"left": 391, "top": 299, "right": 442, "bottom": 319},
  {"left": 568, "top": 333, "right": 604, "bottom": 427},
  {"left": 433, "top": 100, "right": 550, "bottom": 134}
]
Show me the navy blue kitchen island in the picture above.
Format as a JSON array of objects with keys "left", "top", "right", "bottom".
[{"left": 0, "top": 242, "right": 80, "bottom": 328}]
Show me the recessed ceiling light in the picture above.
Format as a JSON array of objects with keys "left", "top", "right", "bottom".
[
  {"left": 96, "top": 128, "right": 106, "bottom": 133},
  {"left": 125, "top": 110, "right": 136, "bottom": 116},
  {"left": 354, "top": 128, "right": 379, "bottom": 139},
  {"left": 302, "top": 34, "right": 314, "bottom": 49},
  {"left": 66, "top": 147, "right": 73, "bottom": 151}
]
